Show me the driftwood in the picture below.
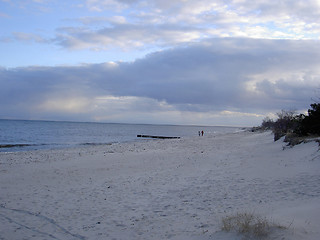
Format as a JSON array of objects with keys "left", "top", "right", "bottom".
[{"left": 137, "top": 135, "right": 180, "bottom": 139}]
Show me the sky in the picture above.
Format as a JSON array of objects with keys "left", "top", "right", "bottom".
[{"left": 1, "top": 0, "right": 320, "bottom": 126}]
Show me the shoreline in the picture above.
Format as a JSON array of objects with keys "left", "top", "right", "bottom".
[
  {"left": 1, "top": 131, "right": 319, "bottom": 240},
  {"left": 0, "top": 119, "right": 243, "bottom": 153}
]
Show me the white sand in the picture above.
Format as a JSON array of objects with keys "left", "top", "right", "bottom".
[{"left": 0, "top": 131, "right": 319, "bottom": 240}]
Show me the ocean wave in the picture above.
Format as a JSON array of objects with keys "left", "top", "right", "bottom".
[
  {"left": 80, "top": 142, "right": 113, "bottom": 146},
  {"left": 0, "top": 144, "right": 37, "bottom": 148}
]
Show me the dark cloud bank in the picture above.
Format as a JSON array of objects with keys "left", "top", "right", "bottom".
[{"left": 1, "top": 38, "right": 319, "bottom": 124}]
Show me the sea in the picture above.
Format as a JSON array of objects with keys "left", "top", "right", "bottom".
[{"left": 0, "top": 119, "right": 243, "bottom": 152}]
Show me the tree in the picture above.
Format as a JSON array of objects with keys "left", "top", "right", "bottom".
[
  {"left": 299, "top": 103, "right": 320, "bottom": 135},
  {"left": 273, "top": 110, "right": 296, "bottom": 141},
  {"left": 261, "top": 117, "right": 274, "bottom": 130},
  {"left": 259, "top": 101, "right": 320, "bottom": 141}
]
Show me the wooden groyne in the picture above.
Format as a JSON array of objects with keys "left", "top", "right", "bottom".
[{"left": 137, "top": 135, "right": 180, "bottom": 139}]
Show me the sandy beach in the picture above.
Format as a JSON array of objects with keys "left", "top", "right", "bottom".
[{"left": 1, "top": 130, "right": 319, "bottom": 240}]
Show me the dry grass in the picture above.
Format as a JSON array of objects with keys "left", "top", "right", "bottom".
[{"left": 221, "top": 212, "right": 286, "bottom": 239}]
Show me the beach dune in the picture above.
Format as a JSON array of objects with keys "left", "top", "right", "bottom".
[{"left": 0, "top": 131, "right": 319, "bottom": 240}]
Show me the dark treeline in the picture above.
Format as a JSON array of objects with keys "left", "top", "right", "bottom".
[{"left": 259, "top": 102, "right": 320, "bottom": 143}]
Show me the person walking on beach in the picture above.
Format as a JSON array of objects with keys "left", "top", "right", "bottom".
[
  {"left": 201, "top": 130, "right": 204, "bottom": 136},
  {"left": 198, "top": 131, "right": 201, "bottom": 136}
]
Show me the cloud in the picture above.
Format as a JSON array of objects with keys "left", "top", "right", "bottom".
[
  {"left": 3, "top": 0, "right": 319, "bottom": 53},
  {"left": 12, "top": 32, "right": 48, "bottom": 43},
  {"left": 1, "top": 1, "right": 319, "bottom": 125},
  {"left": 54, "top": 23, "right": 204, "bottom": 50},
  {"left": 76, "top": 16, "right": 127, "bottom": 25},
  {"left": 1, "top": 38, "right": 319, "bottom": 125},
  {"left": 38, "top": 97, "right": 92, "bottom": 113},
  {"left": 0, "top": 11, "right": 10, "bottom": 18},
  {"left": 85, "top": 0, "right": 130, "bottom": 12},
  {"left": 2, "top": 0, "right": 52, "bottom": 12},
  {"left": 49, "top": 0, "right": 320, "bottom": 51}
]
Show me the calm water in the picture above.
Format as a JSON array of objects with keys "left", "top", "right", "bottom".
[{"left": 0, "top": 119, "right": 242, "bottom": 152}]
